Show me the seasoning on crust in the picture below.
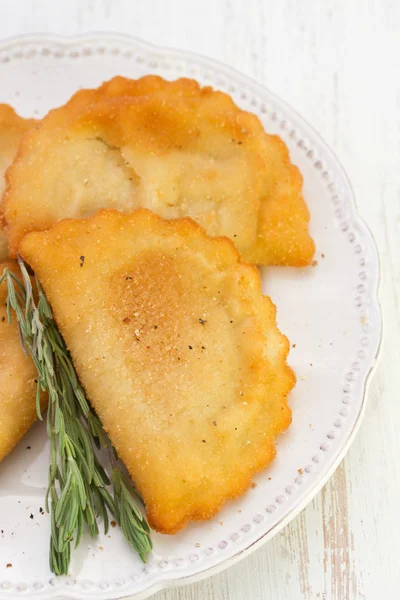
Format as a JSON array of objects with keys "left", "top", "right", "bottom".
[{"left": 19, "top": 209, "right": 295, "bottom": 533}]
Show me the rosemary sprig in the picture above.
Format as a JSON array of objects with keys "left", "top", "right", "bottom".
[{"left": 0, "top": 258, "right": 152, "bottom": 574}]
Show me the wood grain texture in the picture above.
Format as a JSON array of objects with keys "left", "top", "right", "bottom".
[{"left": 0, "top": 1, "right": 398, "bottom": 598}]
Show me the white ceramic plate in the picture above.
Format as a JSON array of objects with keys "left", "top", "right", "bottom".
[{"left": 0, "top": 33, "right": 382, "bottom": 600}]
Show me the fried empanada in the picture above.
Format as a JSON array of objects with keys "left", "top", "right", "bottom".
[
  {"left": 4, "top": 76, "right": 315, "bottom": 265},
  {"left": 19, "top": 209, "right": 295, "bottom": 533},
  {"left": 0, "top": 261, "right": 41, "bottom": 462},
  {"left": 0, "top": 105, "right": 36, "bottom": 260}
]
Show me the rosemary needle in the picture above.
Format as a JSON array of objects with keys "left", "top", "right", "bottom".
[{"left": 0, "top": 258, "right": 152, "bottom": 574}]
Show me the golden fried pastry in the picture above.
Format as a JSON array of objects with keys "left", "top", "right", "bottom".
[
  {"left": 0, "top": 261, "right": 41, "bottom": 462},
  {"left": 0, "top": 217, "right": 7, "bottom": 261},
  {"left": 4, "top": 76, "right": 315, "bottom": 265},
  {"left": 0, "top": 105, "right": 36, "bottom": 260},
  {"left": 19, "top": 209, "right": 295, "bottom": 533}
]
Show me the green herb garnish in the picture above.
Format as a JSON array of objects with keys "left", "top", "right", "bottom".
[{"left": 0, "top": 258, "right": 152, "bottom": 574}]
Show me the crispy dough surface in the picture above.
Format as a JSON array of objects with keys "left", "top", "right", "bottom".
[
  {"left": 19, "top": 209, "right": 295, "bottom": 533},
  {"left": 4, "top": 76, "right": 315, "bottom": 265},
  {"left": 0, "top": 261, "right": 41, "bottom": 462},
  {"left": 0, "top": 105, "right": 36, "bottom": 260}
]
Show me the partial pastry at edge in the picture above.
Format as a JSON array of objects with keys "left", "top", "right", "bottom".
[
  {"left": 0, "top": 105, "right": 37, "bottom": 260},
  {"left": 0, "top": 260, "right": 45, "bottom": 462}
]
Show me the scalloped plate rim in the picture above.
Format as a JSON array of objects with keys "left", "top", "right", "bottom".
[{"left": 0, "top": 32, "right": 383, "bottom": 600}]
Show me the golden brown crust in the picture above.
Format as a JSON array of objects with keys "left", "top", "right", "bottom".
[
  {"left": 0, "top": 217, "right": 7, "bottom": 262},
  {"left": 3, "top": 76, "right": 314, "bottom": 265},
  {"left": 19, "top": 209, "right": 295, "bottom": 533},
  {"left": 0, "top": 105, "right": 37, "bottom": 260},
  {"left": 0, "top": 260, "right": 43, "bottom": 462}
]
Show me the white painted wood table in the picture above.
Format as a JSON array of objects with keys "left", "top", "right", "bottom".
[{"left": 0, "top": 1, "right": 398, "bottom": 598}]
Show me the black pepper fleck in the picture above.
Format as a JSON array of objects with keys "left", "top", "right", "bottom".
[
  {"left": 1, "top": 316, "right": 5, "bottom": 322},
  {"left": 29, "top": 514, "right": 34, "bottom": 519},
  {"left": 26, "top": 446, "right": 31, "bottom": 450},
  {"left": 199, "top": 318, "right": 207, "bottom": 325},
  {"left": 154, "top": 325, "right": 158, "bottom": 329},
  {"left": 188, "top": 345, "right": 193, "bottom": 349},
  {"left": 126, "top": 276, "right": 132, "bottom": 281},
  {"left": 202, "top": 440, "right": 206, "bottom": 443},
  {"left": 79, "top": 255, "right": 85, "bottom": 267}
]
